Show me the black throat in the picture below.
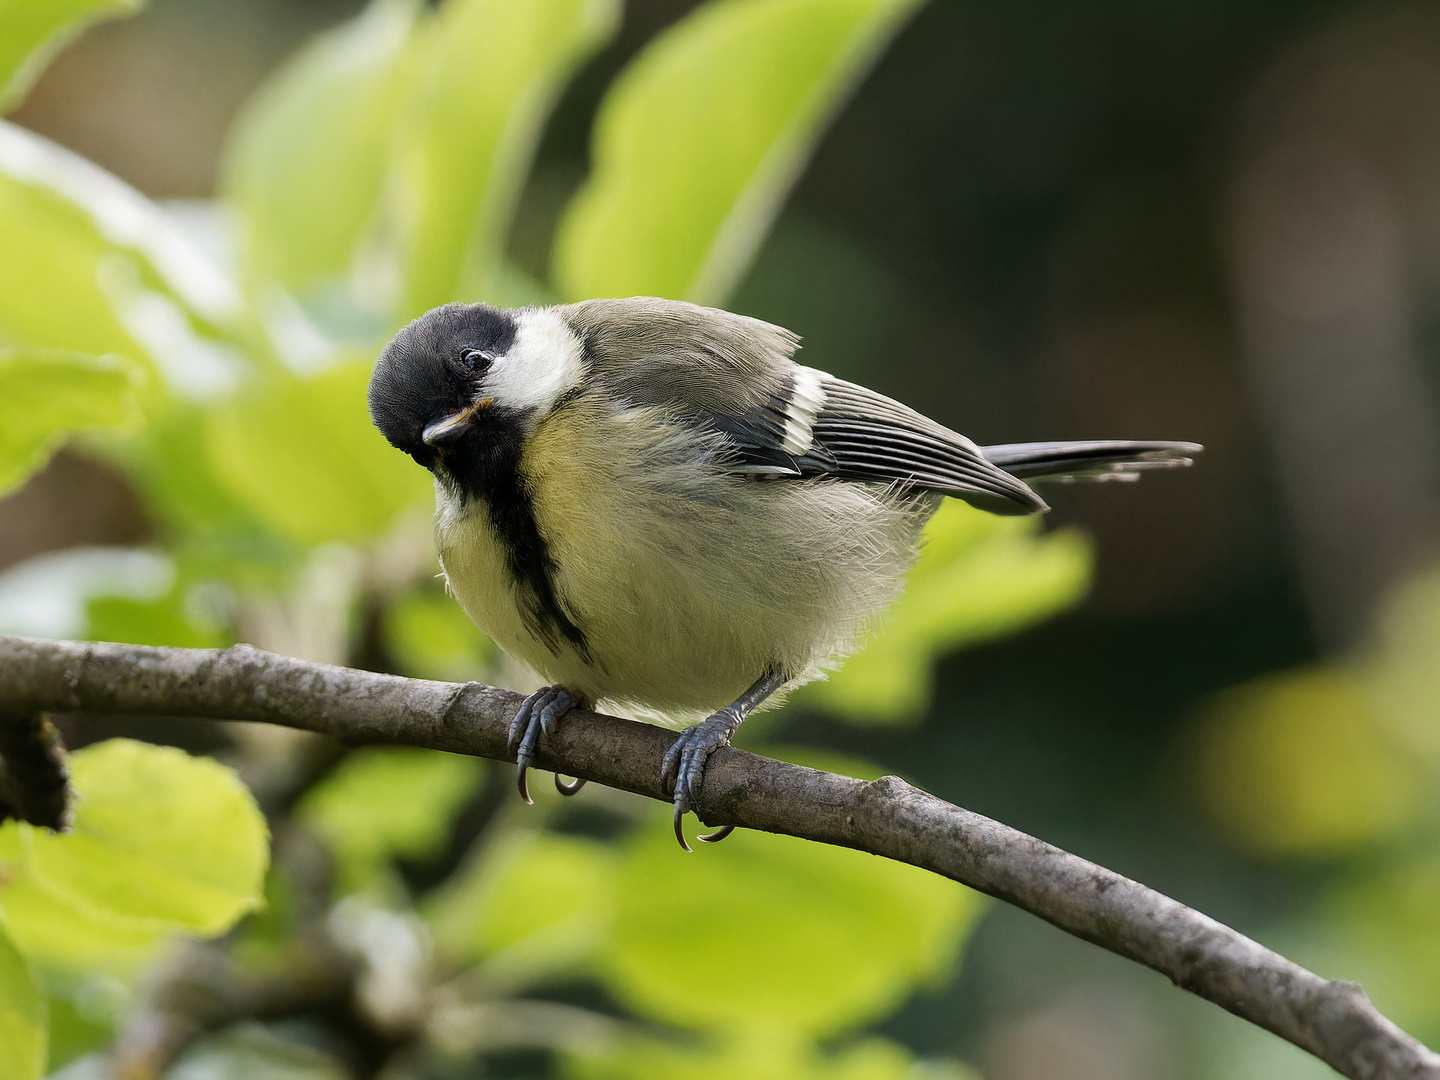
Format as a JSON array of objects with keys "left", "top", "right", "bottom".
[{"left": 442, "top": 410, "right": 590, "bottom": 662}]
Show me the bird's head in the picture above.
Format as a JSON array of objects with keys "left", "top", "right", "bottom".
[{"left": 368, "top": 303, "right": 585, "bottom": 476}]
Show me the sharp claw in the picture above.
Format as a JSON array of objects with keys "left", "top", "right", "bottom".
[
  {"left": 663, "top": 719, "right": 732, "bottom": 851},
  {"left": 509, "top": 687, "right": 578, "bottom": 807},
  {"left": 515, "top": 723, "right": 541, "bottom": 806},
  {"left": 673, "top": 799, "right": 693, "bottom": 853},
  {"left": 555, "top": 774, "right": 586, "bottom": 796},
  {"left": 697, "top": 824, "right": 734, "bottom": 844}
]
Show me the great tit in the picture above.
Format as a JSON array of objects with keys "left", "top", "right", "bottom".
[{"left": 368, "top": 297, "right": 1199, "bottom": 849}]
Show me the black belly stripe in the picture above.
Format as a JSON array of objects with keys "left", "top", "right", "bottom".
[
  {"left": 447, "top": 411, "right": 590, "bottom": 662},
  {"left": 486, "top": 464, "right": 591, "bottom": 661}
]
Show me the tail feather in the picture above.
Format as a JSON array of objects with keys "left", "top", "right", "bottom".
[{"left": 980, "top": 440, "right": 1201, "bottom": 483}]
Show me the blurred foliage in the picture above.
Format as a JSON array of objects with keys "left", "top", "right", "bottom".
[
  {"left": 425, "top": 828, "right": 616, "bottom": 973},
  {"left": 553, "top": 0, "right": 923, "bottom": 304},
  {"left": 391, "top": 0, "right": 620, "bottom": 318},
  {"left": 206, "top": 357, "right": 430, "bottom": 546},
  {"left": 11, "top": 741, "right": 267, "bottom": 935},
  {"left": 0, "top": 0, "right": 1126, "bottom": 1076},
  {"left": 802, "top": 499, "right": 1091, "bottom": 722},
  {"left": 0, "top": 350, "right": 139, "bottom": 496},
  {"left": 299, "top": 747, "right": 485, "bottom": 895},
  {"left": 0, "top": 122, "right": 249, "bottom": 383},
  {"left": 567, "top": 1029, "right": 979, "bottom": 1080},
  {"left": 0, "top": 742, "right": 268, "bottom": 947},
  {"left": 599, "top": 808, "right": 977, "bottom": 1036},
  {"left": 0, "top": 741, "right": 269, "bottom": 1074},
  {"left": 0, "top": 0, "right": 141, "bottom": 113},
  {"left": 383, "top": 584, "right": 495, "bottom": 681},
  {"left": 1193, "top": 667, "right": 1422, "bottom": 858},
  {"left": 0, "top": 922, "right": 45, "bottom": 1080},
  {"left": 221, "top": 0, "right": 418, "bottom": 302},
  {"left": 84, "top": 584, "right": 228, "bottom": 650},
  {"left": 1189, "top": 561, "right": 1440, "bottom": 1044}
]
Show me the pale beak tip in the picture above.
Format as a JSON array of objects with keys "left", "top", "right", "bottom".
[
  {"left": 422, "top": 409, "right": 471, "bottom": 447},
  {"left": 421, "top": 398, "right": 493, "bottom": 447}
]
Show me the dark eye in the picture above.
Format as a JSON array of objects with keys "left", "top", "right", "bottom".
[{"left": 460, "top": 349, "right": 491, "bottom": 373}]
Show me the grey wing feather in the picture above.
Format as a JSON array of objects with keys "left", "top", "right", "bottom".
[
  {"left": 980, "top": 440, "right": 1202, "bottom": 482},
  {"left": 807, "top": 378, "right": 1047, "bottom": 514},
  {"left": 701, "top": 370, "right": 1046, "bottom": 514}
]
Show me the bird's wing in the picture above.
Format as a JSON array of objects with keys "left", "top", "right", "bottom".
[
  {"left": 558, "top": 298, "right": 1044, "bottom": 514},
  {"left": 713, "top": 368, "right": 1047, "bottom": 515}
]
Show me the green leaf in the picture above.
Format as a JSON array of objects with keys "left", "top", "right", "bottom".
[
  {"left": 0, "top": 0, "right": 142, "bottom": 114},
  {"left": 566, "top": 1028, "right": 978, "bottom": 1080},
  {"left": 553, "top": 0, "right": 922, "bottom": 305},
  {"left": 0, "top": 122, "right": 248, "bottom": 399},
  {"left": 0, "top": 826, "right": 166, "bottom": 977},
  {"left": 802, "top": 500, "right": 1092, "bottom": 723},
  {"left": 15, "top": 740, "right": 268, "bottom": 935},
  {"left": 206, "top": 357, "right": 432, "bottom": 546},
  {"left": 0, "top": 921, "right": 45, "bottom": 1080},
  {"left": 222, "top": 0, "right": 418, "bottom": 298},
  {"left": 0, "top": 350, "right": 138, "bottom": 495},
  {"left": 600, "top": 807, "right": 982, "bottom": 1036},
  {"left": 0, "top": 166, "right": 147, "bottom": 362},
  {"left": 425, "top": 829, "right": 614, "bottom": 975},
  {"left": 299, "top": 747, "right": 484, "bottom": 894},
  {"left": 395, "top": 0, "right": 620, "bottom": 318}
]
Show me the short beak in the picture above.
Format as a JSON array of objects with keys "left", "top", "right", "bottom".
[{"left": 422, "top": 398, "right": 493, "bottom": 447}]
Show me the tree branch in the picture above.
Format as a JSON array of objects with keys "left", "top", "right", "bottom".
[{"left": 1, "top": 635, "right": 1435, "bottom": 1080}]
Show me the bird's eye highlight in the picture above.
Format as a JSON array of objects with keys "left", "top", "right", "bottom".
[{"left": 460, "top": 349, "right": 491, "bottom": 373}]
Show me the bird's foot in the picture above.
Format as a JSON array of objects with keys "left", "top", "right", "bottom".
[
  {"left": 506, "top": 686, "right": 578, "bottom": 804},
  {"left": 661, "top": 709, "right": 743, "bottom": 852}
]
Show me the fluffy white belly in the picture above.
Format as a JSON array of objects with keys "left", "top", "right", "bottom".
[{"left": 435, "top": 402, "right": 934, "bottom": 720}]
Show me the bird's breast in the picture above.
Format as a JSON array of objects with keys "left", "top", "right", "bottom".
[{"left": 436, "top": 396, "right": 933, "bottom": 719}]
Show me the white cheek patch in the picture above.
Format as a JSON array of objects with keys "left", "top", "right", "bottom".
[
  {"left": 781, "top": 365, "right": 829, "bottom": 454},
  {"left": 485, "top": 307, "right": 585, "bottom": 414}
]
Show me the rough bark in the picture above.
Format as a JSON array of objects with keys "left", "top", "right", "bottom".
[{"left": 1, "top": 635, "right": 1436, "bottom": 1080}]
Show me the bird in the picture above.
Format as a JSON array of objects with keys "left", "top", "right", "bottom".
[{"left": 368, "top": 296, "right": 1200, "bottom": 850}]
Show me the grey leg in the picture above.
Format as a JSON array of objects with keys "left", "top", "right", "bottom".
[
  {"left": 660, "top": 668, "right": 788, "bottom": 851},
  {"left": 507, "top": 686, "right": 578, "bottom": 804}
]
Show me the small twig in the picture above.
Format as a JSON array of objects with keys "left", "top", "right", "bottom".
[
  {"left": 108, "top": 820, "right": 408, "bottom": 1080},
  {"left": 110, "top": 937, "right": 359, "bottom": 1080},
  {"left": 1, "top": 636, "right": 1436, "bottom": 1080}
]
